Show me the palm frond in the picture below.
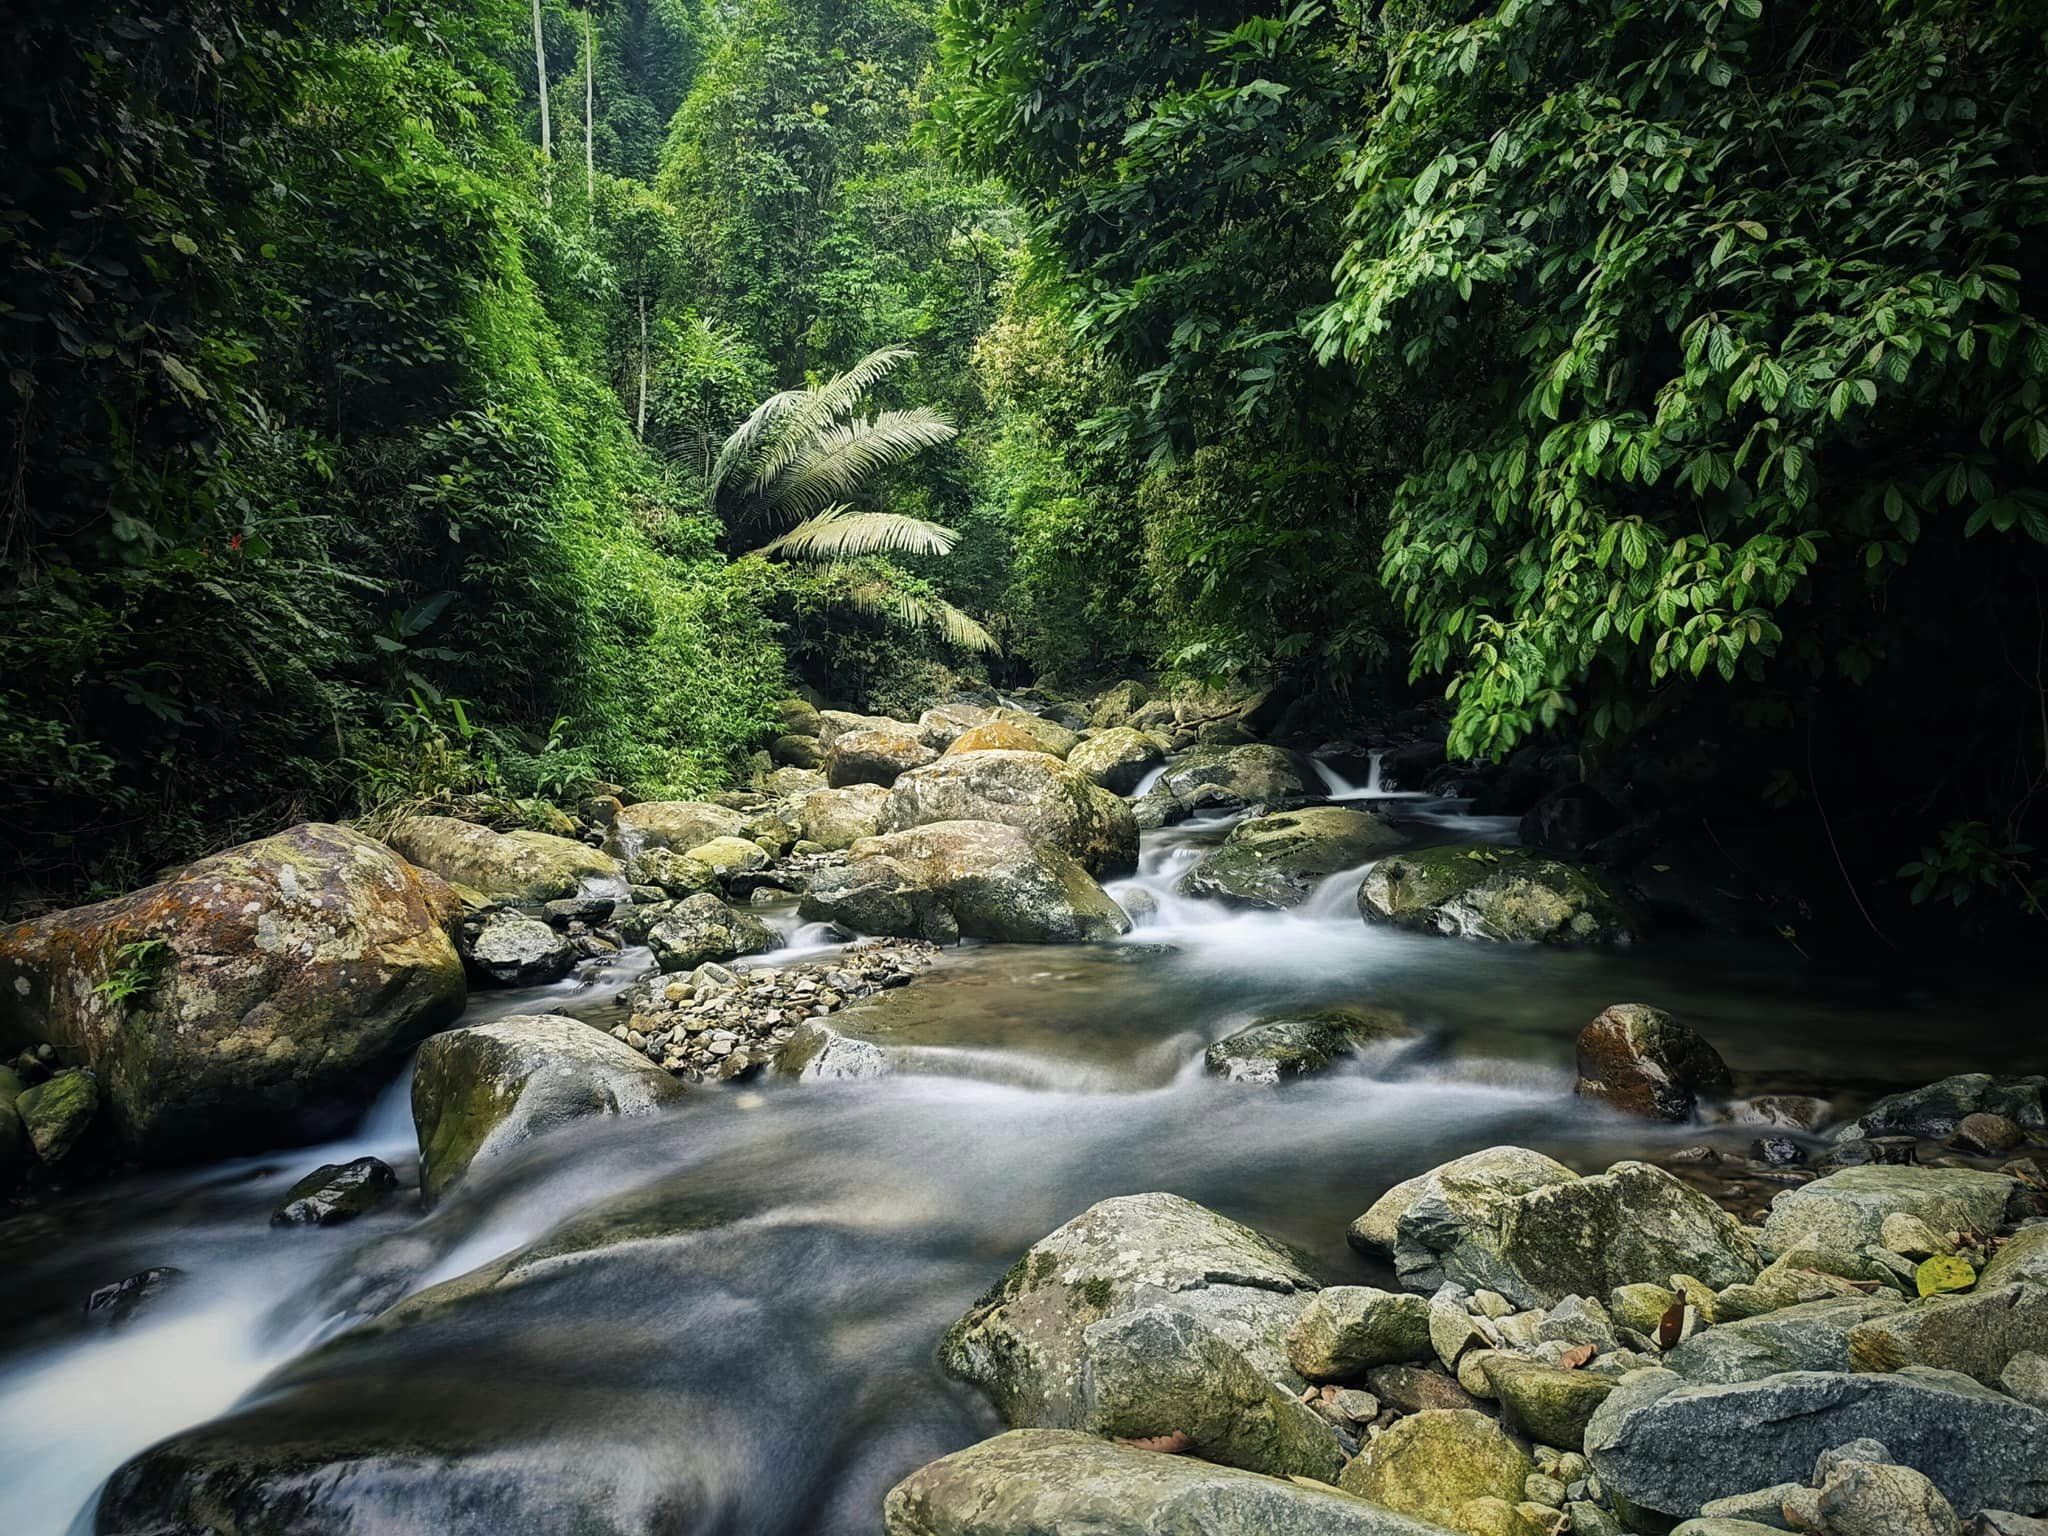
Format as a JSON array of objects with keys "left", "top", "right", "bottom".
[
  {"left": 841, "top": 574, "right": 1000, "bottom": 654},
  {"left": 764, "top": 408, "right": 958, "bottom": 522},
  {"left": 810, "top": 345, "right": 914, "bottom": 419},
  {"left": 757, "top": 506, "right": 959, "bottom": 560},
  {"left": 708, "top": 387, "right": 807, "bottom": 499},
  {"left": 738, "top": 346, "right": 916, "bottom": 503}
]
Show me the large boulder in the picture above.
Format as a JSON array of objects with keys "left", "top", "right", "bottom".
[
  {"left": 770, "top": 733, "right": 826, "bottom": 769},
  {"left": 0, "top": 823, "right": 465, "bottom": 1160},
  {"left": 1205, "top": 1007, "right": 1415, "bottom": 1085},
  {"left": 826, "top": 728, "right": 938, "bottom": 788},
  {"left": 1358, "top": 846, "right": 1646, "bottom": 945},
  {"left": 1985, "top": 1227, "right": 2048, "bottom": 1289},
  {"left": 410, "top": 1014, "right": 684, "bottom": 1205},
  {"left": 461, "top": 910, "right": 575, "bottom": 987},
  {"left": 646, "top": 894, "right": 780, "bottom": 973},
  {"left": 817, "top": 708, "right": 909, "bottom": 744},
  {"left": 986, "top": 709, "right": 1083, "bottom": 758},
  {"left": 1585, "top": 1367, "right": 2048, "bottom": 1521},
  {"left": 1483, "top": 1357, "right": 1615, "bottom": 1450},
  {"left": 387, "top": 815, "right": 626, "bottom": 905},
  {"left": 916, "top": 702, "right": 995, "bottom": 751},
  {"left": 603, "top": 801, "right": 746, "bottom": 862},
  {"left": 944, "top": 719, "right": 1065, "bottom": 758},
  {"left": 882, "top": 1430, "right": 1456, "bottom": 1536},
  {"left": 1665, "top": 1295, "right": 1908, "bottom": 1384},
  {"left": 773, "top": 697, "right": 823, "bottom": 738},
  {"left": 1285, "top": 1286, "right": 1432, "bottom": 1380},
  {"left": 1848, "top": 1283, "right": 2048, "bottom": 1387},
  {"left": 800, "top": 822, "right": 1130, "bottom": 945},
  {"left": 879, "top": 751, "right": 1138, "bottom": 877},
  {"left": 1066, "top": 728, "right": 1165, "bottom": 795},
  {"left": 1087, "top": 680, "right": 1151, "bottom": 728},
  {"left": 1573, "top": 1004, "right": 1733, "bottom": 1121},
  {"left": 940, "top": 1192, "right": 1319, "bottom": 1431},
  {"left": 1347, "top": 1145, "right": 1579, "bottom": 1270},
  {"left": 1156, "top": 744, "right": 1313, "bottom": 811},
  {"left": 793, "top": 784, "right": 891, "bottom": 850},
  {"left": 1337, "top": 1409, "right": 1534, "bottom": 1528},
  {"left": 1179, "top": 807, "right": 1407, "bottom": 910},
  {"left": 1760, "top": 1166, "right": 2019, "bottom": 1256},
  {"left": 1398, "top": 1158, "right": 1760, "bottom": 1308}
]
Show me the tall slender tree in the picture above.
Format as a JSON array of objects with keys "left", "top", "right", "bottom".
[
  {"left": 531, "top": 0, "right": 552, "bottom": 204},
  {"left": 583, "top": 7, "right": 595, "bottom": 229}
]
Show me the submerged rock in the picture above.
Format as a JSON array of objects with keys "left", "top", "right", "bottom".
[
  {"left": 0, "top": 823, "right": 465, "bottom": 1161},
  {"left": 1585, "top": 1367, "right": 2048, "bottom": 1521},
  {"left": 880, "top": 750, "right": 1138, "bottom": 877},
  {"left": 270, "top": 1156, "right": 400, "bottom": 1226},
  {"left": 461, "top": 910, "right": 576, "bottom": 987},
  {"left": 882, "top": 1429, "right": 1450, "bottom": 1536},
  {"left": 1204, "top": 1006, "right": 1415, "bottom": 1085},
  {"left": 800, "top": 821, "right": 1130, "bottom": 945},
  {"left": 1179, "top": 806, "right": 1407, "bottom": 910},
  {"left": 1573, "top": 1003, "right": 1732, "bottom": 1121},
  {"left": 826, "top": 728, "right": 938, "bottom": 788},
  {"left": 388, "top": 815, "right": 627, "bottom": 905},
  {"left": 1066, "top": 727, "right": 1164, "bottom": 795},
  {"left": 1358, "top": 846, "right": 1646, "bottom": 945},
  {"left": 646, "top": 894, "right": 780, "bottom": 973},
  {"left": 410, "top": 1014, "right": 685, "bottom": 1205}
]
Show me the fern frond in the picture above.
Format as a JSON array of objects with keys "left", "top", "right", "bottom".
[
  {"left": 757, "top": 506, "right": 959, "bottom": 560},
  {"left": 765, "top": 408, "right": 958, "bottom": 522}
]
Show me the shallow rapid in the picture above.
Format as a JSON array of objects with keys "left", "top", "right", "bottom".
[{"left": 0, "top": 790, "right": 2038, "bottom": 1533}]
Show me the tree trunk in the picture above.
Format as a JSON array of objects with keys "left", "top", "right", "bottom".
[
  {"left": 584, "top": 9, "right": 595, "bottom": 229},
  {"left": 636, "top": 288, "right": 648, "bottom": 441},
  {"left": 532, "top": 0, "right": 551, "bottom": 206}
]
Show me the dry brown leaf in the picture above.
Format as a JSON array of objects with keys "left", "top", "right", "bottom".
[
  {"left": 1114, "top": 1431, "right": 1194, "bottom": 1455},
  {"left": 1657, "top": 1294, "right": 1687, "bottom": 1351},
  {"left": 1558, "top": 1343, "right": 1596, "bottom": 1370}
]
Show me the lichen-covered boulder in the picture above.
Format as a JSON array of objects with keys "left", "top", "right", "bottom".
[
  {"left": 826, "top": 728, "right": 938, "bottom": 788},
  {"left": 988, "top": 708, "right": 1082, "bottom": 758},
  {"left": 880, "top": 751, "right": 1138, "bottom": 877},
  {"left": 793, "top": 784, "right": 891, "bottom": 851},
  {"left": 387, "top": 815, "right": 626, "bottom": 905},
  {"left": 1358, "top": 846, "right": 1646, "bottom": 945},
  {"left": 646, "top": 894, "right": 779, "bottom": 973},
  {"left": 1394, "top": 1157, "right": 1759, "bottom": 1308},
  {"left": 1286, "top": 1287, "right": 1433, "bottom": 1380},
  {"left": 1848, "top": 1283, "right": 2048, "bottom": 1387},
  {"left": 916, "top": 702, "right": 994, "bottom": 751},
  {"left": 1157, "top": 744, "right": 1313, "bottom": 811},
  {"left": 461, "top": 910, "right": 575, "bottom": 987},
  {"left": 1585, "top": 1367, "right": 2048, "bottom": 1521},
  {"left": 1087, "top": 680, "right": 1152, "bottom": 729},
  {"left": 799, "top": 822, "right": 1129, "bottom": 945},
  {"left": 769, "top": 734, "right": 826, "bottom": 769},
  {"left": 680, "top": 835, "right": 770, "bottom": 878},
  {"left": 774, "top": 697, "right": 823, "bottom": 738},
  {"left": 1066, "top": 728, "right": 1164, "bottom": 795},
  {"left": 623, "top": 847, "right": 720, "bottom": 898},
  {"left": 1665, "top": 1295, "right": 1906, "bottom": 1384},
  {"left": 1338, "top": 1409, "right": 1535, "bottom": 1528},
  {"left": 882, "top": 1430, "right": 1454, "bottom": 1536},
  {"left": 1760, "top": 1166, "right": 2019, "bottom": 1256},
  {"left": 1205, "top": 1006, "right": 1415, "bottom": 1085},
  {"left": 940, "top": 1192, "right": 1320, "bottom": 1432},
  {"left": 0, "top": 824, "right": 465, "bottom": 1160},
  {"left": 1181, "top": 807, "right": 1408, "bottom": 910},
  {"left": 1347, "top": 1146, "right": 1579, "bottom": 1272},
  {"left": 410, "top": 1014, "right": 684, "bottom": 1205},
  {"left": 603, "top": 801, "right": 746, "bottom": 863},
  {"left": 1985, "top": 1227, "right": 2048, "bottom": 1290},
  {"left": 1574, "top": 1004, "right": 1733, "bottom": 1121},
  {"left": 943, "top": 719, "right": 1062, "bottom": 758}
]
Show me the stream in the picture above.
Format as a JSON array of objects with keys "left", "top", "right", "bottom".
[{"left": 1, "top": 779, "right": 2039, "bottom": 1533}]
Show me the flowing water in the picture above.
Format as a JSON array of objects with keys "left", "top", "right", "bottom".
[{"left": 1, "top": 786, "right": 2039, "bottom": 1533}]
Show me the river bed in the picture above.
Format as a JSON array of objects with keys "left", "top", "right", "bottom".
[{"left": 0, "top": 790, "right": 2037, "bottom": 1533}]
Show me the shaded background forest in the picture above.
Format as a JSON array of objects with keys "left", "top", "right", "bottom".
[{"left": 5, "top": 0, "right": 2046, "bottom": 940}]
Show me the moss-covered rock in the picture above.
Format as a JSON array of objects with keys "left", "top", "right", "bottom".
[
  {"left": 986, "top": 708, "right": 1082, "bottom": 758},
  {"left": 1338, "top": 1408, "right": 1535, "bottom": 1527},
  {"left": 773, "top": 698, "right": 822, "bottom": 738},
  {"left": 410, "top": 1014, "right": 685, "bottom": 1205},
  {"left": 1760, "top": 1166, "right": 2019, "bottom": 1256},
  {"left": 944, "top": 719, "right": 1063, "bottom": 757},
  {"left": 1205, "top": 1006, "right": 1415, "bottom": 1085},
  {"left": 1358, "top": 846, "right": 1646, "bottom": 944},
  {"left": 1483, "top": 1357, "right": 1616, "bottom": 1450},
  {"left": 0, "top": 823, "right": 465, "bottom": 1161},
  {"left": 880, "top": 751, "right": 1138, "bottom": 877},
  {"left": 680, "top": 836, "right": 770, "bottom": 878},
  {"left": 387, "top": 815, "right": 626, "bottom": 906},
  {"left": 1180, "top": 807, "right": 1408, "bottom": 910},
  {"left": 825, "top": 728, "right": 938, "bottom": 788},
  {"left": 792, "top": 784, "right": 891, "bottom": 851},
  {"left": 603, "top": 801, "right": 747, "bottom": 862},
  {"left": 800, "top": 821, "right": 1129, "bottom": 944},
  {"left": 916, "top": 702, "right": 994, "bottom": 750},
  {"left": 646, "top": 894, "right": 779, "bottom": 973},
  {"left": 1066, "top": 728, "right": 1164, "bottom": 795},
  {"left": 17, "top": 1067, "right": 99, "bottom": 1165},
  {"left": 622, "top": 847, "right": 719, "bottom": 898},
  {"left": 1157, "top": 743, "right": 1314, "bottom": 811},
  {"left": 1348, "top": 1145, "right": 1579, "bottom": 1278},
  {"left": 461, "top": 910, "right": 575, "bottom": 987},
  {"left": 940, "top": 1192, "right": 1319, "bottom": 1432},
  {"left": 1286, "top": 1286, "right": 1433, "bottom": 1380}
]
